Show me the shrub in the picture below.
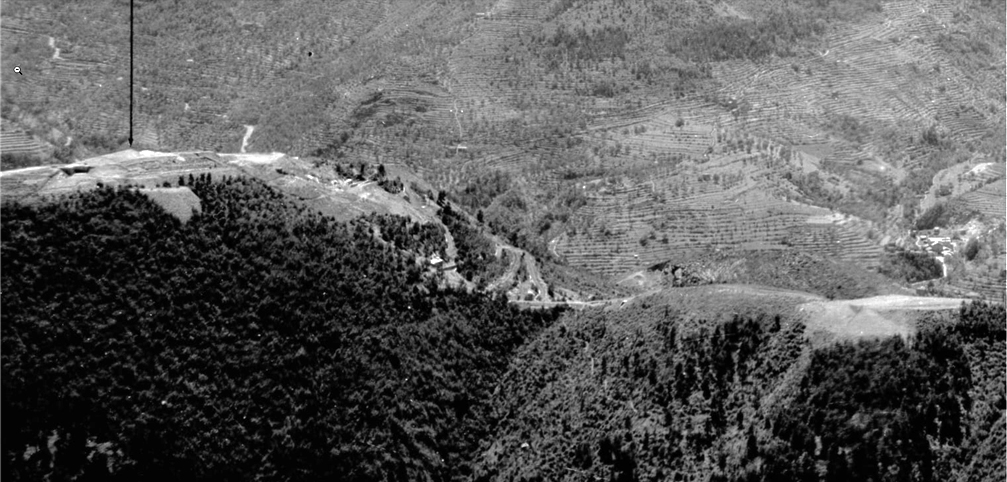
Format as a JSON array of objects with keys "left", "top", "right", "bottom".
[
  {"left": 879, "top": 248, "right": 943, "bottom": 283},
  {"left": 964, "top": 237, "right": 981, "bottom": 261},
  {"left": 1, "top": 152, "right": 46, "bottom": 171},
  {"left": 915, "top": 202, "right": 980, "bottom": 230}
]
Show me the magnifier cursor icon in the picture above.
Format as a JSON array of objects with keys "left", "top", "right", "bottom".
[{"left": 13, "top": 66, "right": 22, "bottom": 75}]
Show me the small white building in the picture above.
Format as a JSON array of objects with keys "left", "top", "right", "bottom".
[{"left": 429, "top": 254, "right": 444, "bottom": 267}]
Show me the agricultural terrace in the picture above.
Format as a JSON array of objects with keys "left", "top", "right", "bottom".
[
  {"left": 2, "top": 0, "right": 1003, "bottom": 292},
  {"left": 553, "top": 142, "right": 884, "bottom": 277},
  {"left": 1, "top": 0, "right": 489, "bottom": 157}
]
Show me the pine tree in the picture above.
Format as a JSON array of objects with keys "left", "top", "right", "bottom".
[{"left": 746, "top": 427, "right": 758, "bottom": 459}]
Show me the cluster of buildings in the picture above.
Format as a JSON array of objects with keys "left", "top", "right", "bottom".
[{"left": 912, "top": 229, "right": 957, "bottom": 257}]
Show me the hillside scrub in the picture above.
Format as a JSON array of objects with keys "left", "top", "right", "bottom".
[
  {"left": 878, "top": 247, "right": 944, "bottom": 283},
  {"left": 437, "top": 201, "right": 507, "bottom": 283},
  {"left": 665, "top": 0, "right": 881, "bottom": 64},
  {"left": 1, "top": 177, "right": 564, "bottom": 480},
  {"left": 451, "top": 170, "right": 512, "bottom": 211},
  {"left": 0, "top": 152, "right": 48, "bottom": 171},
  {"left": 671, "top": 250, "right": 899, "bottom": 300},
  {"left": 915, "top": 201, "right": 981, "bottom": 230},
  {"left": 668, "top": 10, "right": 825, "bottom": 62},
  {"left": 537, "top": 25, "right": 630, "bottom": 69}
]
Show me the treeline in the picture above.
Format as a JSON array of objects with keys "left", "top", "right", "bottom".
[{"left": 1, "top": 176, "right": 564, "bottom": 480}]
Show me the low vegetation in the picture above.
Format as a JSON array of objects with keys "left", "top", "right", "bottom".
[
  {"left": 878, "top": 247, "right": 944, "bottom": 284},
  {"left": 667, "top": 250, "right": 899, "bottom": 300},
  {"left": 438, "top": 198, "right": 507, "bottom": 284},
  {"left": 915, "top": 201, "right": 982, "bottom": 230}
]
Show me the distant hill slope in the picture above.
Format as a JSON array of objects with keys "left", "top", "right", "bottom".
[{"left": 3, "top": 0, "right": 1004, "bottom": 286}]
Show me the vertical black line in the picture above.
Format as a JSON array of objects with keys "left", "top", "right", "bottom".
[{"left": 129, "top": 0, "right": 134, "bottom": 146}]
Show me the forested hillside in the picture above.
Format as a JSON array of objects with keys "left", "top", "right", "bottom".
[
  {"left": 0, "top": 177, "right": 563, "bottom": 481},
  {"left": 1, "top": 176, "right": 1003, "bottom": 481},
  {"left": 1, "top": 0, "right": 1005, "bottom": 478},
  {"left": 474, "top": 300, "right": 1005, "bottom": 482}
]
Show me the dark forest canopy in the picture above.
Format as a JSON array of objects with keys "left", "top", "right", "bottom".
[
  {"left": 1, "top": 175, "right": 1003, "bottom": 481},
  {"left": 1, "top": 177, "right": 563, "bottom": 481},
  {"left": 472, "top": 301, "right": 1004, "bottom": 482}
]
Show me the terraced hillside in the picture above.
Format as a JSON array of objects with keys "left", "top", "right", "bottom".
[
  {"left": 426, "top": 0, "right": 1001, "bottom": 282},
  {"left": 960, "top": 178, "right": 1007, "bottom": 222},
  {"left": 0, "top": 0, "right": 488, "bottom": 157},
  {"left": 2, "top": 0, "right": 1003, "bottom": 293},
  {"left": 551, "top": 144, "right": 886, "bottom": 277}
]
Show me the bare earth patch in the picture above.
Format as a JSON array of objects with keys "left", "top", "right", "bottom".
[
  {"left": 798, "top": 295, "right": 970, "bottom": 345},
  {"left": 138, "top": 187, "right": 202, "bottom": 223}
]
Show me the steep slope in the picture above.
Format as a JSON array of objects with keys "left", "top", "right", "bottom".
[
  {"left": 0, "top": 176, "right": 566, "bottom": 481},
  {"left": 473, "top": 294, "right": 1003, "bottom": 481}
]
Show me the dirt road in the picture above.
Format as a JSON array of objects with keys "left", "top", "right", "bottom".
[{"left": 511, "top": 284, "right": 973, "bottom": 345}]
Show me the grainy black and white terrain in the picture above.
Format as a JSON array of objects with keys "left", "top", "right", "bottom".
[{"left": 1, "top": 0, "right": 1004, "bottom": 480}]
